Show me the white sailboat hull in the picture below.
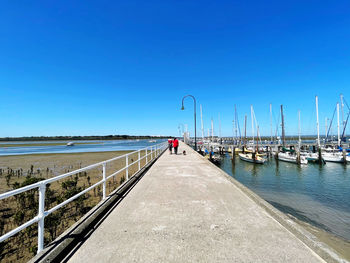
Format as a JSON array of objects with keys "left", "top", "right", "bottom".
[
  {"left": 277, "top": 153, "right": 308, "bottom": 164},
  {"left": 322, "top": 152, "right": 348, "bottom": 163},
  {"left": 238, "top": 153, "right": 266, "bottom": 164}
]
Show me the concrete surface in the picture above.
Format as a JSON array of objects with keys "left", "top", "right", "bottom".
[{"left": 67, "top": 142, "right": 325, "bottom": 263}]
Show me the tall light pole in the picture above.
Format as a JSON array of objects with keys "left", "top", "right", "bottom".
[{"left": 181, "top": 95, "right": 197, "bottom": 150}]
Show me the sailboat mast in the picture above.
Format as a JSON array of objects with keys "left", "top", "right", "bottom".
[
  {"left": 316, "top": 96, "right": 320, "bottom": 147},
  {"left": 218, "top": 113, "right": 221, "bottom": 140},
  {"left": 234, "top": 105, "right": 238, "bottom": 142},
  {"left": 341, "top": 94, "right": 345, "bottom": 131},
  {"left": 200, "top": 104, "right": 204, "bottom": 141},
  {"left": 244, "top": 115, "right": 247, "bottom": 147},
  {"left": 337, "top": 102, "right": 340, "bottom": 146},
  {"left": 251, "top": 105, "right": 254, "bottom": 147},
  {"left": 211, "top": 118, "right": 214, "bottom": 142},
  {"left": 270, "top": 103, "right": 273, "bottom": 143},
  {"left": 281, "top": 105, "right": 286, "bottom": 147},
  {"left": 298, "top": 110, "right": 301, "bottom": 149},
  {"left": 325, "top": 117, "right": 328, "bottom": 140},
  {"left": 256, "top": 125, "right": 259, "bottom": 152}
]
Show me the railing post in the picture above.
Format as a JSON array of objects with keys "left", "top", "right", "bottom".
[
  {"left": 102, "top": 163, "right": 106, "bottom": 199},
  {"left": 146, "top": 148, "right": 148, "bottom": 164},
  {"left": 151, "top": 147, "right": 153, "bottom": 160},
  {"left": 126, "top": 155, "right": 129, "bottom": 180},
  {"left": 37, "top": 183, "right": 46, "bottom": 254},
  {"left": 138, "top": 150, "right": 141, "bottom": 171}
]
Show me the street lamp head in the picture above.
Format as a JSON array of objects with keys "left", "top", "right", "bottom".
[{"left": 181, "top": 105, "right": 185, "bottom": 110}]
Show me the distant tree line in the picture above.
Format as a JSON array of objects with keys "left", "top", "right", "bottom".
[{"left": 0, "top": 135, "right": 169, "bottom": 142}]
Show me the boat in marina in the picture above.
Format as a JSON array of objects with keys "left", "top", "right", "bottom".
[
  {"left": 239, "top": 153, "right": 266, "bottom": 164},
  {"left": 276, "top": 105, "right": 309, "bottom": 165},
  {"left": 277, "top": 152, "right": 308, "bottom": 164},
  {"left": 301, "top": 152, "right": 319, "bottom": 162},
  {"left": 322, "top": 152, "right": 350, "bottom": 163},
  {"left": 66, "top": 142, "right": 75, "bottom": 146},
  {"left": 238, "top": 105, "right": 267, "bottom": 164}
]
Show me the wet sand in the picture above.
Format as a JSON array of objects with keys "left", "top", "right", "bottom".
[{"left": 0, "top": 151, "right": 132, "bottom": 193}]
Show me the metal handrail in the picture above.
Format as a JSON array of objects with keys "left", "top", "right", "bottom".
[{"left": 0, "top": 141, "right": 167, "bottom": 254}]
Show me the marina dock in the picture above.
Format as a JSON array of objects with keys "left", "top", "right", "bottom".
[{"left": 57, "top": 142, "right": 338, "bottom": 263}]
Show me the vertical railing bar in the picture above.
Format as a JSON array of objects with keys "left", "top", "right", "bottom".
[
  {"left": 126, "top": 154, "right": 129, "bottom": 180},
  {"left": 138, "top": 150, "right": 141, "bottom": 171},
  {"left": 146, "top": 148, "right": 148, "bottom": 164},
  {"left": 102, "top": 163, "right": 106, "bottom": 199},
  {"left": 37, "top": 183, "right": 46, "bottom": 253}
]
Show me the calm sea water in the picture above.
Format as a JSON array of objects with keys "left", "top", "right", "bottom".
[
  {"left": 0, "top": 139, "right": 166, "bottom": 156},
  {"left": 218, "top": 154, "right": 350, "bottom": 241}
]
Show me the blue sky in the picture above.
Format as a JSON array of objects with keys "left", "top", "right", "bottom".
[{"left": 1, "top": 0, "right": 349, "bottom": 137}]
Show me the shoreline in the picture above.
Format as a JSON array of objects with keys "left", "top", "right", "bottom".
[{"left": 0, "top": 142, "right": 100, "bottom": 147}]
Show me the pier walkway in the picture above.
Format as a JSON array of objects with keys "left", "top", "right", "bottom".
[{"left": 67, "top": 142, "right": 325, "bottom": 263}]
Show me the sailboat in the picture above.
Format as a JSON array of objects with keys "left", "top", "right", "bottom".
[
  {"left": 238, "top": 105, "right": 267, "bottom": 164},
  {"left": 277, "top": 105, "right": 308, "bottom": 165},
  {"left": 321, "top": 100, "right": 349, "bottom": 163}
]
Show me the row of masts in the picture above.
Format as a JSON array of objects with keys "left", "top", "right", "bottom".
[{"left": 197, "top": 94, "right": 348, "bottom": 148}]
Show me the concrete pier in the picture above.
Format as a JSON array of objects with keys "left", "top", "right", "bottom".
[{"left": 67, "top": 142, "right": 328, "bottom": 263}]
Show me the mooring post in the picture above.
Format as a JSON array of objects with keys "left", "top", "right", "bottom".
[
  {"left": 343, "top": 149, "right": 347, "bottom": 164},
  {"left": 275, "top": 146, "right": 279, "bottom": 160},
  {"left": 232, "top": 146, "right": 235, "bottom": 163},
  {"left": 296, "top": 150, "right": 301, "bottom": 165},
  {"left": 270, "top": 146, "right": 273, "bottom": 158},
  {"left": 318, "top": 146, "right": 322, "bottom": 164}
]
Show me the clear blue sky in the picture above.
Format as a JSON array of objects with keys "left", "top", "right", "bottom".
[{"left": 1, "top": 0, "right": 349, "bottom": 138}]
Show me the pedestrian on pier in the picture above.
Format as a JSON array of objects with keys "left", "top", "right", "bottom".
[
  {"left": 168, "top": 138, "right": 173, "bottom": 154},
  {"left": 173, "top": 137, "right": 179, "bottom": 154}
]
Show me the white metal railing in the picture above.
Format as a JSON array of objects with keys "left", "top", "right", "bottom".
[{"left": 0, "top": 141, "right": 167, "bottom": 254}]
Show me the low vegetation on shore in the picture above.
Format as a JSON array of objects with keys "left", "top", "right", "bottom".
[{"left": 0, "top": 151, "right": 146, "bottom": 262}]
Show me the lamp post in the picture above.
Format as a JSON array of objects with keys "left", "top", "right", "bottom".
[{"left": 181, "top": 95, "right": 197, "bottom": 151}]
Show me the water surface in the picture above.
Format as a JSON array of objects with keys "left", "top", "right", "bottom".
[
  {"left": 0, "top": 139, "right": 165, "bottom": 156},
  {"left": 219, "top": 154, "right": 350, "bottom": 241}
]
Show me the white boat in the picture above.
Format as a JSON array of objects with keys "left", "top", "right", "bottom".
[
  {"left": 238, "top": 153, "right": 266, "bottom": 164},
  {"left": 277, "top": 152, "right": 308, "bottom": 164},
  {"left": 66, "top": 142, "right": 75, "bottom": 146},
  {"left": 322, "top": 152, "right": 349, "bottom": 163},
  {"left": 300, "top": 152, "right": 319, "bottom": 162},
  {"left": 148, "top": 140, "right": 156, "bottom": 143}
]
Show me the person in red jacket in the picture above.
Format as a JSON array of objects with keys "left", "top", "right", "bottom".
[{"left": 172, "top": 137, "right": 179, "bottom": 154}]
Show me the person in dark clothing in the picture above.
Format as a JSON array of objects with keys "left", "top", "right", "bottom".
[
  {"left": 168, "top": 138, "right": 173, "bottom": 154},
  {"left": 173, "top": 137, "right": 179, "bottom": 154}
]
